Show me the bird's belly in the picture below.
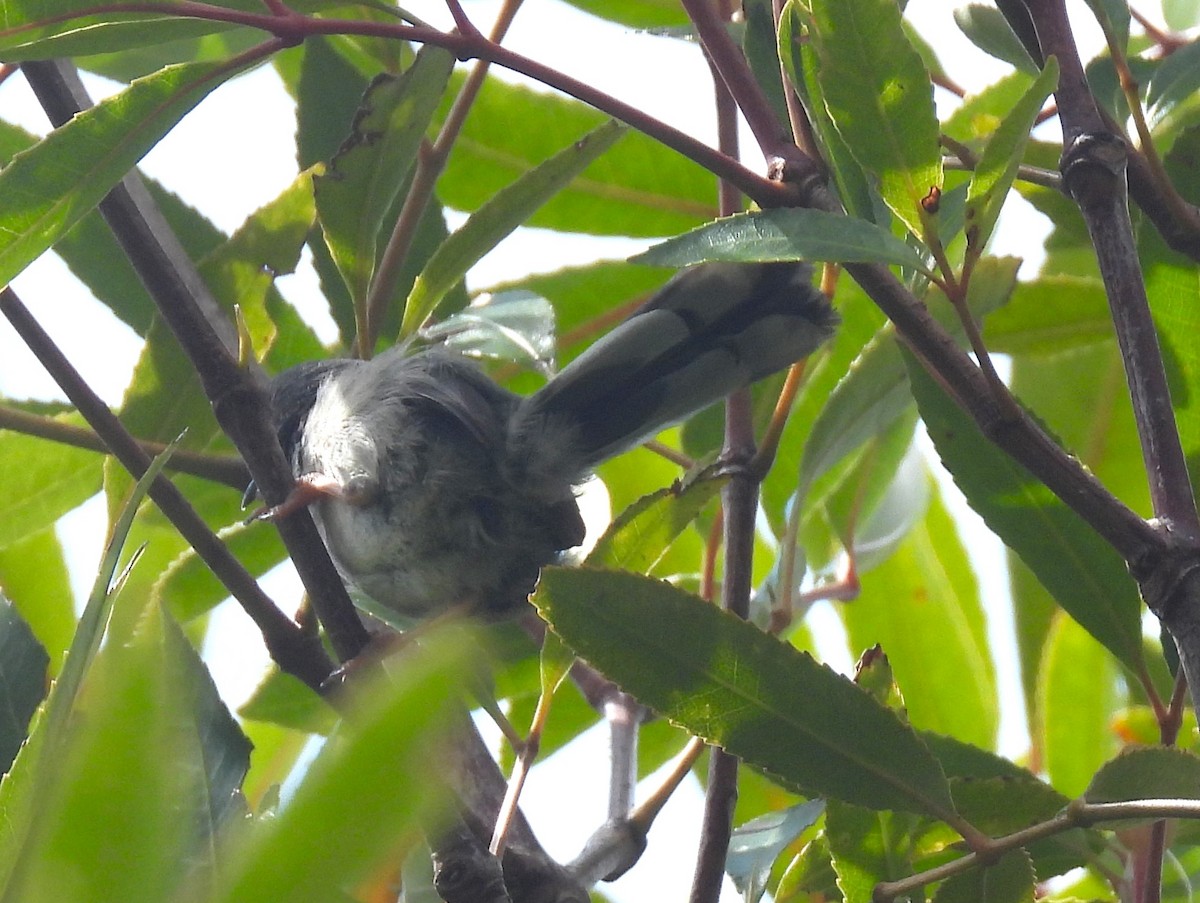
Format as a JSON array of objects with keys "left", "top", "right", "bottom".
[{"left": 311, "top": 498, "right": 505, "bottom": 618}]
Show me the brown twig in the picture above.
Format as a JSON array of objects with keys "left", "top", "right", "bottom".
[
  {"left": 0, "top": 286, "right": 333, "bottom": 690},
  {"left": 0, "top": 403, "right": 250, "bottom": 489},
  {"left": 689, "top": 31, "right": 752, "bottom": 903},
  {"left": 1027, "top": 5, "right": 1199, "bottom": 537},
  {"left": 363, "top": 0, "right": 526, "bottom": 352},
  {"left": 1, "top": 0, "right": 797, "bottom": 210},
  {"left": 21, "top": 58, "right": 371, "bottom": 663}
]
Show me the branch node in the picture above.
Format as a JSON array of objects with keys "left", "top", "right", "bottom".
[{"left": 1061, "top": 131, "right": 1128, "bottom": 197}]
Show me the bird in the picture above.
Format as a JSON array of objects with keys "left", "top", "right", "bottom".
[{"left": 258, "top": 261, "right": 838, "bottom": 624}]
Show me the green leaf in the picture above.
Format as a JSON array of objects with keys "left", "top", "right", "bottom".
[
  {"left": 1039, "top": 613, "right": 1119, "bottom": 797},
  {"left": 402, "top": 119, "right": 627, "bottom": 335},
  {"left": 799, "top": 257, "right": 1018, "bottom": 504},
  {"left": 742, "top": 0, "right": 791, "bottom": 133},
  {"left": 1163, "top": 0, "right": 1200, "bottom": 30},
  {"left": 0, "top": 3, "right": 238, "bottom": 59},
  {"left": 0, "top": 0, "right": 338, "bottom": 59},
  {"left": 115, "top": 320, "right": 220, "bottom": 449},
  {"left": 556, "top": 0, "right": 689, "bottom": 28},
  {"left": 805, "top": 411, "right": 920, "bottom": 574},
  {"left": 943, "top": 72, "right": 1036, "bottom": 147},
  {"left": 953, "top": 5, "right": 1040, "bottom": 75},
  {"left": 933, "top": 850, "right": 1035, "bottom": 903},
  {"left": 534, "top": 567, "right": 957, "bottom": 818},
  {"left": 950, "top": 776, "right": 1067, "bottom": 835},
  {"left": 759, "top": 281, "right": 886, "bottom": 534},
  {"left": 211, "top": 627, "right": 470, "bottom": 902},
  {"left": 805, "top": 0, "right": 942, "bottom": 238},
  {"left": 826, "top": 802, "right": 919, "bottom": 903},
  {"left": 4, "top": 589, "right": 250, "bottom": 900},
  {"left": 1146, "top": 41, "right": 1200, "bottom": 120},
  {"left": 0, "top": 118, "right": 226, "bottom": 339},
  {"left": 781, "top": 0, "right": 880, "bottom": 224},
  {"left": 238, "top": 667, "right": 338, "bottom": 734},
  {"left": 0, "top": 422, "right": 102, "bottom": 550},
  {"left": 156, "top": 522, "right": 287, "bottom": 621},
  {"left": 1142, "top": 128, "right": 1200, "bottom": 489},
  {"left": 843, "top": 488, "right": 998, "bottom": 749},
  {"left": 586, "top": 470, "right": 725, "bottom": 573},
  {"left": 1083, "top": 0, "right": 1130, "bottom": 53},
  {"left": 1010, "top": 556, "right": 1058, "bottom": 760},
  {"left": 1084, "top": 746, "right": 1200, "bottom": 803},
  {"left": 315, "top": 46, "right": 456, "bottom": 324},
  {"left": 921, "top": 731, "right": 1046, "bottom": 781},
  {"left": 984, "top": 275, "right": 1113, "bottom": 355},
  {"left": 965, "top": 58, "right": 1058, "bottom": 256},
  {"left": 777, "top": 833, "right": 839, "bottom": 903},
  {"left": 907, "top": 352, "right": 1144, "bottom": 671},
  {"left": 727, "top": 801, "right": 826, "bottom": 900},
  {"left": 77, "top": 28, "right": 266, "bottom": 82},
  {"left": 0, "top": 527, "right": 74, "bottom": 674},
  {"left": 632, "top": 208, "right": 931, "bottom": 273},
  {"left": 434, "top": 73, "right": 715, "bottom": 237},
  {"left": 0, "top": 440, "right": 177, "bottom": 891},
  {"left": 538, "top": 630, "right": 575, "bottom": 698},
  {"left": 294, "top": 36, "right": 371, "bottom": 171},
  {"left": 6, "top": 605, "right": 199, "bottom": 901},
  {"left": 0, "top": 58, "right": 252, "bottom": 288},
  {"left": 199, "top": 169, "right": 319, "bottom": 358},
  {"left": 1005, "top": 339, "right": 1147, "bottom": 748},
  {"left": 0, "top": 598, "right": 49, "bottom": 773},
  {"left": 950, "top": 776, "right": 1096, "bottom": 878}
]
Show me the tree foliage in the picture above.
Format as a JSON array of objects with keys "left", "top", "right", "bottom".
[{"left": 2, "top": 1, "right": 1200, "bottom": 901}]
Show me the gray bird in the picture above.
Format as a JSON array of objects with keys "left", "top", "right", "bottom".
[{"left": 262, "top": 262, "right": 837, "bottom": 624}]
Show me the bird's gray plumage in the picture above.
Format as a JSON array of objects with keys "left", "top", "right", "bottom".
[{"left": 268, "top": 261, "right": 838, "bottom": 620}]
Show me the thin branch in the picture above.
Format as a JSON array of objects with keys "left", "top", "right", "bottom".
[
  {"left": 0, "top": 286, "right": 334, "bottom": 691},
  {"left": 771, "top": 0, "right": 822, "bottom": 165},
  {"left": 750, "top": 360, "right": 807, "bottom": 477},
  {"left": 21, "top": 58, "right": 371, "bottom": 663},
  {"left": 363, "top": 0, "right": 526, "bottom": 352},
  {"left": 0, "top": 403, "right": 250, "bottom": 489},
  {"left": 1099, "top": 14, "right": 1200, "bottom": 265},
  {"left": 0, "top": 0, "right": 795, "bottom": 211},
  {"left": 1129, "top": 6, "right": 1185, "bottom": 51},
  {"left": 689, "top": 38, "right": 751, "bottom": 903},
  {"left": 874, "top": 798, "right": 1200, "bottom": 903},
  {"left": 442, "top": 0, "right": 482, "bottom": 39},
  {"left": 845, "top": 254, "right": 1159, "bottom": 564},
  {"left": 1029, "top": 2, "right": 1198, "bottom": 539},
  {"left": 605, "top": 692, "right": 643, "bottom": 820}
]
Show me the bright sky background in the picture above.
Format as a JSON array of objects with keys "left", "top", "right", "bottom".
[{"left": 0, "top": 2, "right": 1121, "bottom": 899}]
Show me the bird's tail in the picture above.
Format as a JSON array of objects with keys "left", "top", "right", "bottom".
[{"left": 508, "top": 261, "right": 838, "bottom": 481}]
